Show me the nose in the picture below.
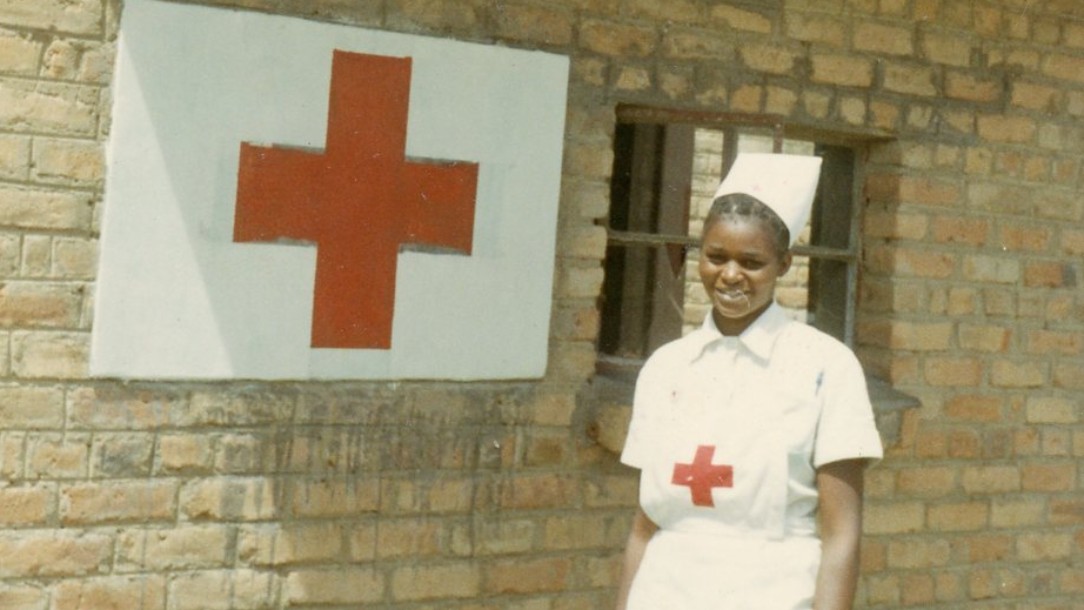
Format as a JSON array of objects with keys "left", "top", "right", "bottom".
[{"left": 718, "top": 261, "right": 742, "bottom": 285}]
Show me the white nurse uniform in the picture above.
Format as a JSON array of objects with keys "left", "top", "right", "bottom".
[{"left": 621, "top": 304, "right": 883, "bottom": 609}]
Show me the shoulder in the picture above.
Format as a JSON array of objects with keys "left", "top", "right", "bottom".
[
  {"left": 636, "top": 330, "right": 708, "bottom": 387},
  {"left": 643, "top": 329, "right": 708, "bottom": 369},
  {"left": 775, "top": 322, "right": 864, "bottom": 378}
]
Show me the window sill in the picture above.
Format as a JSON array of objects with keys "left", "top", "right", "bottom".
[{"left": 584, "top": 370, "right": 919, "bottom": 455}]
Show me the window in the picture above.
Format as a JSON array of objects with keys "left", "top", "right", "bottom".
[{"left": 597, "top": 105, "right": 864, "bottom": 377}]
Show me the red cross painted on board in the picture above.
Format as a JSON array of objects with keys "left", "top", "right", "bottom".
[
  {"left": 671, "top": 445, "right": 733, "bottom": 507},
  {"left": 234, "top": 50, "right": 478, "bottom": 349}
]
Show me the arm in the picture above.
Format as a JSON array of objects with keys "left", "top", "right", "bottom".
[
  {"left": 813, "top": 458, "right": 867, "bottom": 610},
  {"left": 614, "top": 507, "right": 658, "bottom": 610}
]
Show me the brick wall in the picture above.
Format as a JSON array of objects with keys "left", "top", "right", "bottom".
[{"left": 0, "top": 0, "right": 1081, "bottom": 608}]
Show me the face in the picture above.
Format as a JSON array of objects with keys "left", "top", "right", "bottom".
[{"left": 698, "top": 216, "right": 792, "bottom": 336}]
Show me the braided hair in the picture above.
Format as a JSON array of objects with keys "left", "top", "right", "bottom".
[{"left": 703, "top": 192, "right": 790, "bottom": 259}]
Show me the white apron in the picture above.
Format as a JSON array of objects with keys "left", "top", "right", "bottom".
[{"left": 626, "top": 336, "right": 822, "bottom": 610}]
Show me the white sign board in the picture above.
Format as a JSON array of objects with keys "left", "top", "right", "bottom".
[{"left": 91, "top": 0, "right": 569, "bottom": 379}]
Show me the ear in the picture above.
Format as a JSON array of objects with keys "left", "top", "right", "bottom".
[{"left": 777, "top": 251, "right": 793, "bottom": 277}]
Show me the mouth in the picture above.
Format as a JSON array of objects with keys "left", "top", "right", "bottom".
[{"left": 714, "top": 289, "right": 749, "bottom": 305}]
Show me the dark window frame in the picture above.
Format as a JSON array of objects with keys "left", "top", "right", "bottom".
[{"left": 597, "top": 105, "right": 866, "bottom": 377}]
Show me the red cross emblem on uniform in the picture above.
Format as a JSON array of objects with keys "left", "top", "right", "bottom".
[
  {"left": 671, "top": 445, "right": 733, "bottom": 507},
  {"left": 233, "top": 50, "right": 478, "bottom": 350}
]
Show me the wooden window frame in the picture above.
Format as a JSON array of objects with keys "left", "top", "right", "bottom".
[{"left": 598, "top": 105, "right": 865, "bottom": 376}]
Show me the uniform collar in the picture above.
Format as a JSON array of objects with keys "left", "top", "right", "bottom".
[{"left": 689, "top": 303, "right": 790, "bottom": 362}]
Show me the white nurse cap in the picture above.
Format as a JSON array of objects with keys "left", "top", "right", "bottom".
[{"left": 712, "top": 152, "right": 823, "bottom": 246}]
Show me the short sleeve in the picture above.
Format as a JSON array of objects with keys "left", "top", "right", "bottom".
[
  {"left": 812, "top": 347, "right": 884, "bottom": 468},
  {"left": 620, "top": 353, "right": 670, "bottom": 469}
]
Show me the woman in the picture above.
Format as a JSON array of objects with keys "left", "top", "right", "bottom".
[{"left": 615, "top": 153, "right": 883, "bottom": 610}]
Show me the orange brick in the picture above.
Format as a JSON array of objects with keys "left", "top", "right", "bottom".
[
  {"left": 999, "top": 224, "right": 1051, "bottom": 252},
  {"left": 886, "top": 538, "right": 952, "bottom": 569},
  {"left": 1020, "top": 463, "right": 1076, "bottom": 492},
  {"left": 977, "top": 115, "right": 1037, "bottom": 143},
  {"left": 1023, "top": 260, "right": 1071, "bottom": 288},
  {"left": 921, "top": 32, "right": 971, "bottom": 67},
  {"left": 1026, "top": 329, "right": 1082, "bottom": 356},
  {"left": 1012, "top": 81, "right": 1060, "bottom": 110},
  {"left": 117, "top": 525, "right": 230, "bottom": 571},
  {"left": 962, "top": 255, "right": 1019, "bottom": 284},
  {"left": 948, "top": 429, "right": 982, "bottom": 458},
  {"left": 730, "top": 83, "right": 763, "bottom": 113},
  {"left": 924, "top": 358, "right": 983, "bottom": 387},
  {"left": 0, "top": 385, "right": 65, "bottom": 428},
  {"left": 286, "top": 567, "right": 383, "bottom": 605},
  {"left": 391, "top": 563, "right": 481, "bottom": 601},
  {"left": 493, "top": 3, "right": 573, "bottom": 46},
  {"left": 498, "top": 473, "right": 578, "bottom": 510},
  {"left": 544, "top": 513, "right": 620, "bottom": 549},
  {"left": 238, "top": 522, "right": 346, "bottom": 566},
  {"left": 0, "top": 485, "right": 52, "bottom": 527},
  {"left": 945, "top": 71, "right": 1001, "bottom": 102},
  {"left": 0, "top": 531, "right": 111, "bottom": 577},
  {"left": 709, "top": 5, "right": 772, "bottom": 33},
  {"left": 864, "top": 501, "right": 925, "bottom": 534},
  {"left": 871, "top": 247, "right": 956, "bottom": 279},
  {"left": 181, "top": 477, "right": 276, "bottom": 521},
  {"left": 10, "top": 330, "right": 88, "bottom": 378},
  {"left": 662, "top": 29, "right": 730, "bottom": 60},
  {"left": 30, "top": 137, "right": 104, "bottom": 188},
  {"left": 899, "top": 176, "right": 961, "bottom": 206},
  {"left": 739, "top": 44, "right": 797, "bottom": 75},
  {"left": 1042, "top": 53, "right": 1084, "bottom": 84},
  {"left": 473, "top": 518, "right": 535, "bottom": 556},
  {"left": 1017, "top": 533, "right": 1072, "bottom": 561},
  {"left": 863, "top": 209, "right": 928, "bottom": 240},
  {"left": 0, "top": 583, "right": 48, "bottom": 610},
  {"left": 1050, "top": 499, "right": 1084, "bottom": 526},
  {"left": 900, "top": 573, "right": 935, "bottom": 606},
  {"left": 930, "top": 215, "right": 988, "bottom": 246},
  {"left": 961, "top": 465, "right": 1021, "bottom": 494},
  {"left": 810, "top": 54, "right": 874, "bottom": 87},
  {"left": 53, "top": 575, "right": 166, "bottom": 610},
  {"left": 1061, "top": 228, "right": 1084, "bottom": 255},
  {"left": 965, "top": 534, "right": 1014, "bottom": 563},
  {"left": 765, "top": 86, "right": 798, "bottom": 115},
  {"left": 883, "top": 62, "right": 938, "bottom": 96},
  {"left": 896, "top": 466, "right": 957, "bottom": 496},
  {"left": 854, "top": 22, "right": 913, "bottom": 55},
  {"left": 61, "top": 480, "right": 176, "bottom": 525},
  {"left": 990, "top": 359, "right": 1046, "bottom": 388},
  {"left": 784, "top": 14, "right": 845, "bottom": 46},
  {"left": 376, "top": 519, "right": 444, "bottom": 559},
  {"left": 26, "top": 433, "right": 89, "bottom": 479},
  {"left": 484, "top": 556, "right": 571, "bottom": 595},
  {"left": 865, "top": 573, "right": 901, "bottom": 606},
  {"left": 578, "top": 20, "right": 655, "bottom": 57},
  {"left": 623, "top": 0, "right": 698, "bottom": 22},
  {"left": 958, "top": 324, "right": 1011, "bottom": 353},
  {"left": 157, "top": 434, "right": 213, "bottom": 474},
  {"left": 0, "top": 282, "right": 84, "bottom": 328},
  {"left": 0, "top": 79, "right": 100, "bottom": 137},
  {"left": 1025, "top": 397, "right": 1078, "bottom": 423},
  {"left": 928, "top": 501, "right": 988, "bottom": 531},
  {"left": 944, "top": 394, "right": 1002, "bottom": 422}
]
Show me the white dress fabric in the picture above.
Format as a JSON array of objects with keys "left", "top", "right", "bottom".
[{"left": 621, "top": 304, "right": 883, "bottom": 609}]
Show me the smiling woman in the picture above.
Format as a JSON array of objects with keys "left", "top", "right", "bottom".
[{"left": 613, "top": 152, "right": 883, "bottom": 610}]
